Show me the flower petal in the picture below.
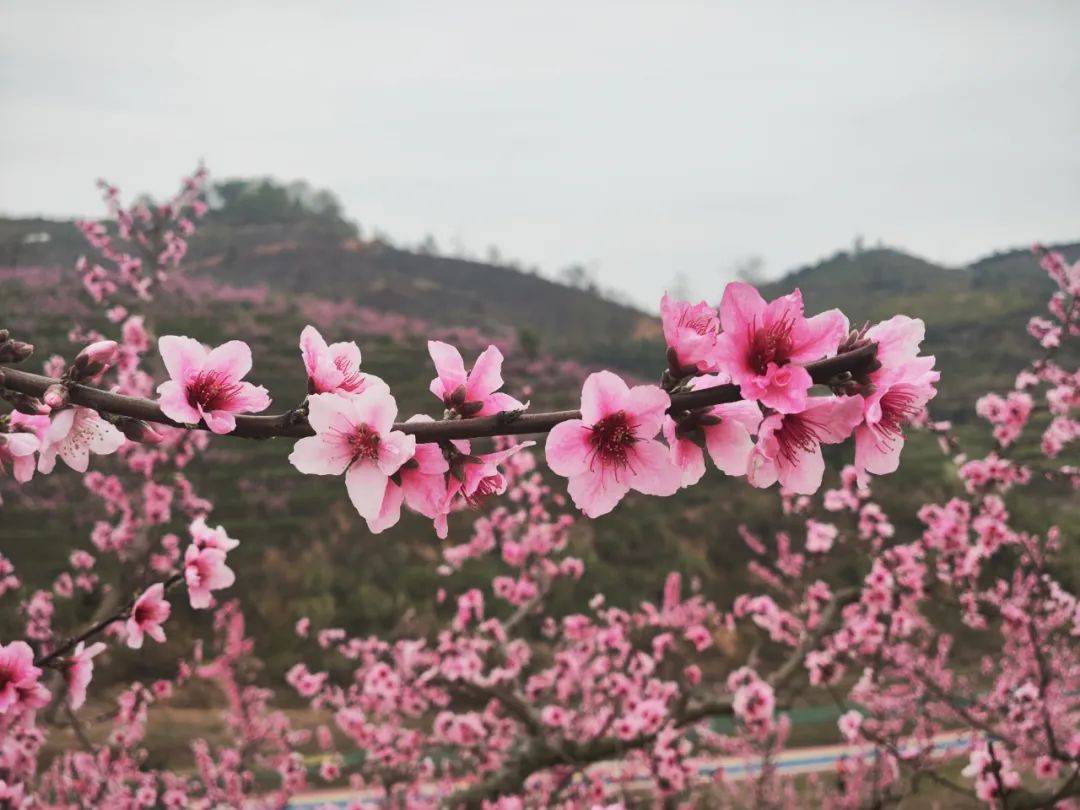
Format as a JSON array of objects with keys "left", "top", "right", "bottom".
[
  {"left": 204, "top": 340, "right": 253, "bottom": 380},
  {"left": 545, "top": 420, "right": 591, "bottom": 477},
  {"left": 345, "top": 462, "right": 390, "bottom": 520},
  {"left": 159, "top": 335, "right": 206, "bottom": 382},
  {"left": 580, "top": 371, "right": 630, "bottom": 424}
]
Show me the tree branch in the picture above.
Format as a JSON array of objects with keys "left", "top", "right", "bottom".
[{"left": 0, "top": 344, "right": 878, "bottom": 442}]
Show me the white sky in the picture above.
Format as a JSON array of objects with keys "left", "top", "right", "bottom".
[{"left": 1, "top": 1, "right": 1077, "bottom": 308}]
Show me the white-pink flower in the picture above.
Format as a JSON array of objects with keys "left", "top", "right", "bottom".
[
  {"left": 184, "top": 544, "right": 236, "bottom": 610},
  {"left": 714, "top": 283, "right": 847, "bottom": 414},
  {"left": 37, "top": 406, "right": 125, "bottom": 474},
  {"left": 428, "top": 341, "right": 524, "bottom": 417},
  {"left": 126, "top": 583, "right": 171, "bottom": 649},
  {"left": 288, "top": 390, "right": 416, "bottom": 532},
  {"left": 64, "top": 641, "right": 106, "bottom": 710},
  {"left": 299, "top": 325, "right": 384, "bottom": 396},
  {"left": 545, "top": 371, "right": 680, "bottom": 518},
  {"left": 0, "top": 640, "right": 50, "bottom": 715},
  {"left": 156, "top": 336, "right": 271, "bottom": 434},
  {"left": 747, "top": 396, "right": 864, "bottom": 495}
]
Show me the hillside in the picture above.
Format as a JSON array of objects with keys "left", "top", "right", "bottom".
[{"left": 1, "top": 215, "right": 1077, "bottom": 678}]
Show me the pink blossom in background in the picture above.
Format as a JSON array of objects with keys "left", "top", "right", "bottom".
[
  {"left": 715, "top": 282, "right": 847, "bottom": 413},
  {"left": 189, "top": 517, "right": 239, "bottom": 551},
  {"left": 183, "top": 544, "right": 236, "bottom": 610},
  {"left": 546, "top": 371, "right": 680, "bottom": 517},
  {"left": 36, "top": 406, "right": 125, "bottom": 474},
  {"left": 64, "top": 641, "right": 106, "bottom": 710},
  {"left": 299, "top": 324, "right": 385, "bottom": 396},
  {"left": 659, "top": 294, "right": 722, "bottom": 374},
  {"left": 748, "top": 396, "right": 864, "bottom": 494},
  {"left": 428, "top": 341, "right": 525, "bottom": 417},
  {"left": 0, "top": 641, "right": 49, "bottom": 715},
  {"left": 125, "top": 583, "right": 171, "bottom": 649},
  {"left": 288, "top": 390, "right": 416, "bottom": 531},
  {"left": 156, "top": 336, "right": 271, "bottom": 434}
]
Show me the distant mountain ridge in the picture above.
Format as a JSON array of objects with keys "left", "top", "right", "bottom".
[{"left": 2, "top": 215, "right": 1076, "bottom": 416}]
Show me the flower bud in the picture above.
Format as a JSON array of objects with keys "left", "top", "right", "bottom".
[
  {"left": 43, "top": 383, "right": 70, "bottom": 410},
  {"left": 0, "top": 340, "right": 34, "bottom": 363},
  {"left": 116, "top": 417, "right": 165, "bottom": 445},
  {"left": 72, "top": 340, "right": 119, "bottom": 380}
]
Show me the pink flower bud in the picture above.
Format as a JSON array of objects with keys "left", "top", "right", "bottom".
[
  {"left": 73, "top": 340, "right": 119, "bottom": 380},
  {"left": 43, "top": 384, "right": 70, "bottom": 410},
  {"left": 116, "top": 417, "right": 166, "bottom": 445}
]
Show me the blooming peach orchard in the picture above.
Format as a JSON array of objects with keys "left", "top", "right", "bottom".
[{"left": 0, "top": 169, "right": 1077, "bottom": 809}]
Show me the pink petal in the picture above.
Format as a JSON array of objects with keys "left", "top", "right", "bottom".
[
  {"left": 299, "top": 325, "right": 329, "bottom": 375},
  {"left": 866, "top": 315, "right": 925, "bottom": 369},
  {"left": 713, "top": 400, "right": 763, "bottom": 435},
  {"left": 545, "top": 420, "right": 592, "bottom": 477},
  {"left": 158, "top": 335, "right": 206, "bottom": 382},
  {"left": 855, "top": 424, "right": 903, "bottom": 477},
  {"left": 306, "top": 392, "right": 354, "bottom": 435},
  {"left": 366, "top": 479, "right": 403, "bottom": 534},
  {"left": 348, "top": 388, "right": 398, "bottom": 435},
  {"left": 289, "top": 434, "right": 352, "bottom": 475},
  {"left": 476, "top": 391, "right": 526, "bottom": 417},
  {"left": 201, "top": 408, "right": 236, "bottom": 435},
  {"left": 345, "top": 462, "right": 389, "bottom": 520},
  {"left": 625, "top": 385, "right": 670, "bottom": 439},
  {"left": 204, "top": 340, "right": 253, "bottom": 381},
  {"left": 428, "top": 341, "right": 467, "bottom": 397},
  {"left": 789, "top": 308, "right": 847, "bottom": 362},
  {"left": 6, "top": 433, "right": 39, "bottom": 457},
  {"left": 777, "top": 445, "right": 826, "bottom": 495},
  {"left": 467, "top": 345, "right": 504, "bottom": 398},
  {"left": 761, "top": 288, "right": 805, "bottom": 329},
  {"left": 756, "top": 364, "right": 813, "bottom": 414},
  {"left": 801, "top": 396, "right": 864, "bottom": 444},
  {"left": 627, "top": 439, "right": 681, "bottom": 496},
  {"left": 157, "top": 380, "right": 202, "bottom": 424},
  {"left": 580, "top": 371, "right": 630, "bottom": 424},
  {"left": 718, "top": 282, "right": 766, "bottom": 334},
  {"left": 567, "top": 469, "right": 630, "bottom": 518},
  {"left": 747, "top": 447, "right": 779, "bottom": 490},
  {"left": 229, "top": 382, "right": 271, "bottom": 414},
  {"left": 704, "top": 419, "right": 754, "bottom": 476},
  {"left": 377, "top": 430, "right": 416, "bottom": 476}
]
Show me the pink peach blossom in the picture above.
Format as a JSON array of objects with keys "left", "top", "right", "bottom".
[
  {"left": 854, "top": 357, "right": 938, "bottom": 481},
  {"left": 748, "top": 396, "right": 864, "bottom": 494},
  {"left": 663, "top": 376, "right": 762, "bottom": 486},
  {"left": 299, "top": 325, "right": 385, "bottom": 396},
  {"left": 0, "top": 426, "right": 39, "bottom": 485},
  {"left": 428, "top": 341, "right": 524, "bottom": 417},
  {"left": 156, "top": 336, "right": 270, "bottom": 434},
  {"left": 189, "top": 517, "right": 239, "bottom": 551},
  {"left": 434, "top": 441, "right": 534, "bottom": 537},
  {"left": 546, "top": 371, "right": 680, "bottom": 517},
  {"left": 65, "top": 641, "right": 106, "bottom": 710},
  {"left": 660, "top": 294, "right": 722, "bottom": 374},
  {"left": 184, "top": 545, "right": 236, "bottom": 610},
  {"left": 126, "top": 583, "right": 171, "bottom": 649},
  {"left": 288, "top": 390, "right": 416, "bottom": 532},
  {"left": 715, "top": 283, "right": 847, "bottom": 413},
  {"left": 0, "top": 640, "right": 50, "bottom": 715},
  {"left": 37, "top": 406, "right": 125, "bottom": 474}
]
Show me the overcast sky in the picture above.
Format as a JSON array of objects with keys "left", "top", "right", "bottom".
[{"left": 1, "top": 1, "right": 1077, "bottom": 308}]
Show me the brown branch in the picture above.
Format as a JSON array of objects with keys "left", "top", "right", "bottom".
[{"left": 0, "top": 344, "right": 878, "bottom": 443}]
